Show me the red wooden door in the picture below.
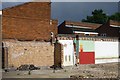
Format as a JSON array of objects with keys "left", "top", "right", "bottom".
[{"left": 79, "top": 48, "right": 95, "bottom": 64}]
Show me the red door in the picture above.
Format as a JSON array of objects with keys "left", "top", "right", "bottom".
[{"left": 79, "top": 48, "right": 95, "bottom": 64}]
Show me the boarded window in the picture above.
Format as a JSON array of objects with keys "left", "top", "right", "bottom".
[
  {"left": 69, "top": 55, "right": 71, "bottom": 62},
  {"left": 65, "top": 55, "right": 67, "bottom": 62}
]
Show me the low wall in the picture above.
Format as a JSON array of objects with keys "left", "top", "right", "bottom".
[
  {"left": 58, "top": 36, "right": 119, "bottom": 64},
  {"left": 3, "top": 40, "right": 54, "bottom": 67},
  {"left": 95, "top": 58, "right": 119, "bottom": 64},
  {"left": 95, "top": 41, "right": 119, "bottom": 64},
  {"left": 54, "top": 43, "right": 62, "bottom": 67}
]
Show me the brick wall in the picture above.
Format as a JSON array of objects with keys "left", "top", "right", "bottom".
[
  {"left": 0, "top": 15, "right": 2, "bottom": 69},
  {"left": 50, "top": 20, "right": 58, "bottom": 37},
  {"left": 96, "top": 20, "right": 119, "bottom": 37},
  {"left": 3, "top": 2, "right": 51, "bottom": 20},
  {"left": 3, "top": 40, "right": 54, "bottom": 67},
  {"left": 2, "top": 2, "right": 58, "bottom": 41},
  {"left": 54, "top": 43, "right": 63, "bottom": 67}
]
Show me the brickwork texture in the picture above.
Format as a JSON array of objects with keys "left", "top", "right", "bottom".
[
  {"left": 3, "top": 41, "right": 54, "bottom": 67},
  {"left": 2, "top": 2, "right": 58, "bottom": 41}
]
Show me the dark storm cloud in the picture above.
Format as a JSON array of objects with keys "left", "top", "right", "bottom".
[
  {"left": 1, "top": 2, "right": 118, "bottom": 25},
  {"left": 0, "top": 3, "right": 2, "bottom": 10},
  {"left": 51, "top": 2, "right": 118, "bottom": 24}
]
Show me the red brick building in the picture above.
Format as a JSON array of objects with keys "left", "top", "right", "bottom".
[
  {"left": 96, "top": 20, "right": 120, "bottom": 37},
  {"left": 58, "top": 20, "right": 120, "bottom": 38},
  {"left": 2, "top": 2, "right": 58, "bottom": 68},
  {"left": 2, "top": 2, "right": 58, "bottom": 41},
  {"left": 58, "top": 21, "right": 102, "bottom": 37}
]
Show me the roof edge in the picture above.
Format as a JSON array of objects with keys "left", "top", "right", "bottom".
[
  {"left": 2, "top": 2, "right": 51, "bottom": 10},
  {"left": 64, "top": 20, "right": 102, "bottom": 25}
]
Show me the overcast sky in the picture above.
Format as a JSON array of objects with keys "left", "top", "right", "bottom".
[
  {"left": 1, "top": 1, "right": 119, "bottom": 24},
  {"left": 52, "top": 2, "right": 119, "bottom": 24}
]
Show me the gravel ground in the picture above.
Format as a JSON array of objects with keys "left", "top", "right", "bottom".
[{"left": 2, "top": 62, "right": 120, "bottom": 79}]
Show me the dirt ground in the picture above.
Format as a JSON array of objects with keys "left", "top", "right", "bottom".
[{"left": 2, "top": 62, "right": 120, "bottom": 78}]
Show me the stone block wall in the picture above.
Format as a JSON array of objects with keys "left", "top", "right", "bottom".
[{"left": 3, "top": 40, "right": 54, "bottom": 67}]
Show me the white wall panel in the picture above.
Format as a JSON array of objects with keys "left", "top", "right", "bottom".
[
  {"left": 59, "top": 40, "right": 75, "bottom": 66},
  {"left": 95, "top": 41, "right": 119, "bottom": 59}
]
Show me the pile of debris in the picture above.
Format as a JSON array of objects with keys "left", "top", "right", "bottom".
[
  {"left": 50, "top": 65, "right": 63, "bottom": 70},
  {"left": 17, "top": 64, "right": 40, "bottom": 71}
]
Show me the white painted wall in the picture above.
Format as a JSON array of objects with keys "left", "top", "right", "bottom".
[
  {"left": 95, "top": 59, "right": 119, "bottom": 64},
  {"left": 58, "top": 40, "right": 119, "bottom": 65},
  {"left": 59, "top": 40, "right": 76, "bottom": 66},
  {"left": 0, "top": 11, "right": 2, "bottom": 15},
  {"left": 95, "top": 41, "right": 119, "bottom": 59}
]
